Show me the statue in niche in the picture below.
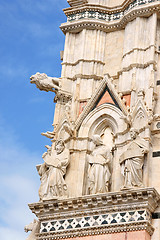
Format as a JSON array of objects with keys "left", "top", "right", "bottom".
[
  {"left": 37, "top": 140, "right": 70, "bottom": 200},
  {"left": 119, "top": 128, "right": 149, "bottom": 190},
  {"left": 88, "top": 134, "right": 111, "bottom": 194}
]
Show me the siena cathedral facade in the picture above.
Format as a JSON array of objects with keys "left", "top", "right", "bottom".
[{"left": 25, "top": 0, "right": 160, "bottom": 239}]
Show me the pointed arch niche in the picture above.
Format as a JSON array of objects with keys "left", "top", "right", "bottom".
[
  {"left": 78, "top": 103, "right": 127, "bottom": 139},
  {"left": 78, "top": 103, "right": 128, "bottom": 192}
]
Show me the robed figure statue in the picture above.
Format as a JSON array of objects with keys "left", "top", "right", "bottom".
[
  {"left": 119, "top": 129, "right": 149, "bottom": 189},
  {"left": 88, "top": 135, "right": 111, "bottom": 194},
  {"left": 37, "top": 140, "right": 70, "bottom": 200}
]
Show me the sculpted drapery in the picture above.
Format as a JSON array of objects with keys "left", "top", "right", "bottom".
[
  {"left": 38, "top": 140, "right": 69, "bottom": 200},
  {"left": 88, "top": 135, "right": 111, "bottom": 194},
  {"left": 119, "top": 129, "right": 149, "bottom": 189}
]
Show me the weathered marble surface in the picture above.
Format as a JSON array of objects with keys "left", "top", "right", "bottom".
[
  {"left": 26, "top": 0, "right": 160, "bottom": 239},
  {"left": 37, "top": 140, "right": 70, "bottom": 200}
]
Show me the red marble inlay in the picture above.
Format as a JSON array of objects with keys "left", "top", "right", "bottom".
[
  {"left": 79, "top": 101, "right": 87, "bottom": 115},
  {"left": 97, "top": 91, "right": 115, "bottom": 107},
  {"left": 122, "top": 94, "right": 131, "bottom": 107}
]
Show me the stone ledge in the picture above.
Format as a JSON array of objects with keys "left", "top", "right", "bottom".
[
  {"left": 64, "top": 0, "right": 160, "bottom": 18},
  {"left": 29, "top": 188, "right": 159, "bottom": 219},
  {"left": 29, "top": 188, "right": 159, "bottom": 239},
  {"left": 65, "top": 0, "right": 147, "bottom": 14},
  {"left": 60, "top": 2, "right": 160, "bottom": 34}
]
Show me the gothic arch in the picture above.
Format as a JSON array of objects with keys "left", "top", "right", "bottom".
[{"left": 78, "top": 103, "right": 127, "bottom": 138}]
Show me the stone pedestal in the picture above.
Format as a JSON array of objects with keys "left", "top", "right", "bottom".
[{"left": 29, "top": 188, "right": 159, "bottom": 240}]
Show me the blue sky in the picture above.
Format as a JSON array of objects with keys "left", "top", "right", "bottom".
[{"left": 0, "top": 0, "right": 69, "bottom": 239}]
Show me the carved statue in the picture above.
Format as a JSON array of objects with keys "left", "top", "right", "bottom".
[
  {"left": 30, "top": 72, "right": 60, "bottom": 92},
  {"left": 24, "top": 219, "right": 39, "bottom": 240},
  {"left": 88, "top": 135, "right": 111, "bottom": 194},
  {"left": 37, "top": 140, "right": 70, "bottom": 200},
  {"left": 119, "top": 129, "right": 149, "bottom": 189}
]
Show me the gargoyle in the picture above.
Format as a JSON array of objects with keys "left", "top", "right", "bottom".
[{"left": 30, "top": 72, "right": 60, "bottom": 92}]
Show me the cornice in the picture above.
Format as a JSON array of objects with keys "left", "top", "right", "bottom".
[
  {"left": 30, "top": 188, "right": 159, "bottom": 240},
  {"left": 65, "top": 0, "right": 140, "bottom": 14},
  {"left": 29, "top": 187, "right": 159, "bottom": 218},
  {"left": 60, "top": 0, "right": 160, "bottom": 34},
  {"left": 65, "top": 0, "right": 160, "bottom": 16},
  {"left": 67, "top": 0, "right": 88, "bottom": 8}
]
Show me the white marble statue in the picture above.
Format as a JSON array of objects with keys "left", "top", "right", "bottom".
[
  {"left": 24, "top": 219, "right": 39, "bottom": 240},
  {"left": 119, "top": 129, "right": 149, "bottom": 189},
  {"left": 37, "top": 140, "right": 70, "bottom": 200},
  {"left": 30, "top": 72, "right": 60, "bottom": 92},
  {"left": 88, "top": 135, "right": 111, "bottom": 194}
]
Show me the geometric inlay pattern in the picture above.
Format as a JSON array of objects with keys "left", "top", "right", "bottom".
[
  {"left": 40, "top": 209, "right": 150, "bottom": 233},
  {"left": 67, "top": 0, "right": 160, "bottom": 22}
]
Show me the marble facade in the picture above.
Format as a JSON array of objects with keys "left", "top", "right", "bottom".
[{"left": 26, "top": 0, "right": 160, "bottom": 239}]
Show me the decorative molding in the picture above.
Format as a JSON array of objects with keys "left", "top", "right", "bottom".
[
  {"left": 54, "top": 91, "right": 72, "bottom": 103},
  {"left": 66, "top": 0, "right": 159, "bottom": 21},
  {"left": 29, "top": 188, "right": 159, "bottom": 240},
  {"left": 75, "top": 74, "right": 127, "bottom": 131},
  {"left": 37, "top": 222, "right": 154, "bottom": 240},
  {"left": 40, "top": 209, "right": 151, "bottom": 233},
  {"left": 65, "top": 0, "right": 149, "bottom": 14},
  {"left": 117, "top": 61, "right": 157, "bottom": 77},
  {"left": 67, "top": 0, "right": 88, "bottom": 7},
  {"left": 75, "top": 78, "right": 108, "bottom": 130},
  {"left": 29, "top": 188, "right": 159, "bottom": 218},
  {"left": 61, "top": 1, "right": 160, "bottom": 33},
  {"left": 62, "top": 58, "right": 105, "bottom": 66},
  {"left": 64, "top": 74, "right": 103, "bottom": 81},
  {"left": 122, "top": 45, "right": 156, "bottom": 58}
]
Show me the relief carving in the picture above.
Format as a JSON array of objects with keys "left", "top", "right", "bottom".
[
  {"left": 37, "top": 140, "right": 70, "bottom": 200},
  {"left": 87, "top": 135, "right": 111, "bottom": 194},
  {"left": 119, "top": 129, "right": 149, "bottom": 190}
]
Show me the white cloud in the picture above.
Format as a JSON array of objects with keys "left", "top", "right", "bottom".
[
  {"left": 0, "top": 116, "right": 40, "bottom": 240},
  {"left": 0, "top": 227, "right": 25, "bottom": 240},
  {"left": 0, "top": 175, "right": 38, "bottom": 226}
]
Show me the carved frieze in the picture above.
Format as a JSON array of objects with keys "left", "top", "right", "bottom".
[{"left": 61, "top": 0, "right": 160, "bottom": 33}]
